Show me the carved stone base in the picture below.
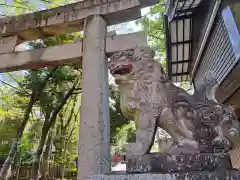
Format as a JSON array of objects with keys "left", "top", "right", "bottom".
[
  {"left": 87, "top": 170, "right": 240, "bottom": 180},
  {"left": 126, "top": 153, "right": 232, "bottom": 173}
]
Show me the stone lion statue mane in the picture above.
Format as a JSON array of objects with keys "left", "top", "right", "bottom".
[{"left": 108, "top": 45, "right": 239, "bottom": 156}]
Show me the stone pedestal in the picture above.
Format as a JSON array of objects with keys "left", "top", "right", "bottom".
[
  {"left": 87, "top": 171, "right": 240, "bottom": 180},
  {"left": 127, "top": 153, "right": 232, "bottom": 173},
  {"left": 86, "top": 153, "right": 240, "bottom": 180}
]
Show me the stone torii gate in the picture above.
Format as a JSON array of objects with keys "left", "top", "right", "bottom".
[{"left": 0, "top": 0, "right": 157, "bottom": 179}]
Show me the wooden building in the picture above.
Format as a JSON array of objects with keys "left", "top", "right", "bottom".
[{"left": 164, "top": 0, "right": 240, "bottom": 168}]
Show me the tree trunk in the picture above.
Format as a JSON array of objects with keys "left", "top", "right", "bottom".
[
  {"left": 60, "top": 138, "right": 71, "bottom": 179},
  {"left": 0, "top": 95, "right": 35, "bottom": 180},
  {"left": 60, "top": 105, "right": 78, "bottom": 180},
  {"left": 15, "top": 146, "right": 21, "bottom": 180},
  {"left": 31, "top": 79, "right": 78, "bottom": 180},
  {"left": 61, "top": 115, "right": 77, "bottom": 180},
  {"left": 60, "top": 126, "right": 65, "bottom": 179},
  {"left": 59, "top": 153, "right": 65, "bottom": 180},
  {"left": 0, "top": 69, "right": 57, "bottom": 180},
  {"left": 31, "top": 125, "right": 49, "bottom": 180},
  {"left": 41, "top": 132, "right": 53, "bottom": 180}
]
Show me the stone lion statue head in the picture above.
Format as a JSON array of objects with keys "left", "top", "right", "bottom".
[{"left": 108, "top": 45, "right": 166, "bottom": 85}]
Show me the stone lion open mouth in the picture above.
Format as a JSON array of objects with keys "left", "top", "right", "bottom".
[{"left": 110, "top": 64, "right": 133, "bottom": 76}]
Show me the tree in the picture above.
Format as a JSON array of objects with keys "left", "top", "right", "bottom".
[
  {"left": 53, "top": 97, "right": 79, "bottom": 179},
  {"left": 0, "top": 116, "right": 22, "bottom": 157},
  {"left": 109, "top": 84, "right": 130, "bottom": 145},
  {"left": 109, "top": 84, "right": 137, "bottom": 155},
  {"left": 32, "top": 78, "right": 80, "bottom": 179},
  {"left": 0, "top": 19, "right": 82, "bottom": 180},
  {"left": 0, "top": 68, "right": 57, "bottom": 180},
  {"left": 137, "top": 1, "right": 166, "bottom": 59},
  {"left": 0, "top": 1, "right": 82, "bottom": 180},
  {"left": 27, "top": 35, "right": 82, "bottom": 179}
]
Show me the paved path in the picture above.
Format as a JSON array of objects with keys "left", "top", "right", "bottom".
[{"left": 111, "top": 162, "right": 126, "bottom": 171}]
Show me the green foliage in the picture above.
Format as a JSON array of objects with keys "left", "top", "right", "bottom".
[
  {"left": 0, "top": 1, "right": 84, "bottom": 178},
  {"left": 114, "top": 121, "right": 136, "bottom": 153},
  {"left": 109, "top": 84, "right": 137, "bottom": 153},
  {"left": 1, "top": 0, "right": 80, "bottom": 16},
  {"left": 45, "top": 32, "right": 83, "bottom": 46},
  {"left": 137, "top": 0, "right": 166, "bottom": 58},
  {"left": 109, "top": 84, "right": 130, "bottom": 145},
  {"left": 0, "top": 85, "right": 29, "bottom": 157},
  {"left": 0, "top": 116, "right": 22, "bottom": 157},
  {"left": 53, "top": 96, "right": 80, "bottom": 167},
  {"left": 180, "top": 81, "right": 193, "bottom": 92},
  {"left": 27, "top": 32, "right": 82, "bottom": 49}
]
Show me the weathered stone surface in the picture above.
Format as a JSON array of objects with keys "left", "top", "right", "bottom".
[
  {"left": 108, "top": 46, "right": 240, "bottom": 156},
  {"left": 106, "top": 32, "right": 147, "bottom": 55},
  {"left": 0, "top": 32, "right": 146, "bottom": 72},
  {"left": 0, "top": 0, "right": 154, "bottom": 40},
  {"left": 126, "top": 153, "right": 232, "bottom": 173},
  {"left": 78, "top": 15, "right": 109, "bottom": 180},
  {"left": 87, "top": 170, "right": 240, "bottom": 180},
  {"left": 140, "top": 0, "right": 158, "bottom": 7},
  {"left": 0, "top": 41, "right": 82, "bottom": 72},
  {"left": 195, "top": 127, "right": 217, "bottom": 153},
  {"left": 0, "top": 35, "right": 21, "bottom": 54}
]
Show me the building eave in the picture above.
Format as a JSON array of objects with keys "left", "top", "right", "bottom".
[{"left": 164, "top": 0, "right": 205, "bottom": 82}]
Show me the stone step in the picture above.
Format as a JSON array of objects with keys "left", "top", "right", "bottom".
[
  {"left": 126, "top": 153, "right": 232, "bottom": 173},
  {"left": 88, "top": 170, "right": 240, "bottom": 180}
]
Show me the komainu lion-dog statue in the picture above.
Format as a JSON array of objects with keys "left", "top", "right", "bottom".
[{"left": 108, "top": 46, "right": 240, "bottom": 156}]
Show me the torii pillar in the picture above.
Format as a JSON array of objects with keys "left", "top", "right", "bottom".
[
  {"left": 75, "top": 1, "right": 157, "bottom": 179},
  {"left": 78, "top": 15, "right": 110, "bottom": 180}
]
